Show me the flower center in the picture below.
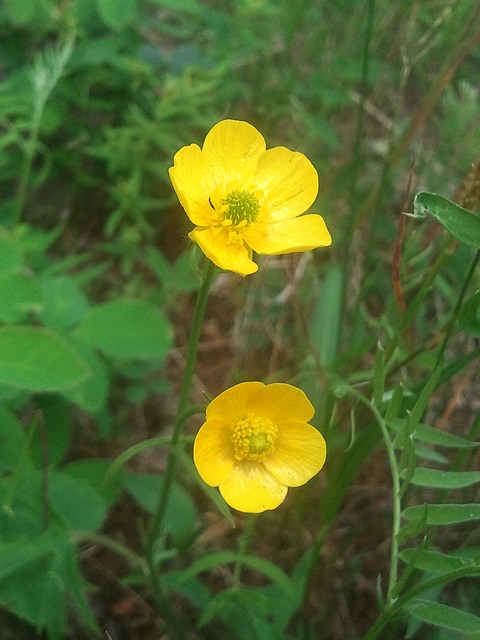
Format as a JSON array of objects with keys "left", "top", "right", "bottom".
[
  {"left": 231, "top": 414, "right": 278, "bottom": 461},
  {"left": 222, "top": 190, "right": 259, "bottom": 226}
]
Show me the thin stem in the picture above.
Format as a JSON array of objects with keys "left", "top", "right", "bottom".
[
  {"left": 343, "top": 387, "right": 401, "bottom": 605},
  {"left": 148, "top": 259, "right": 215, "bottom": 546},
  {"left": 232, "top": 515, "right": 256, "bottom": 587},
  {"left": 433, "top": 248, "right": 480, "bottom": 369},
  {"left": 144, "top": 258, "right": 215, "bottom": 630}
]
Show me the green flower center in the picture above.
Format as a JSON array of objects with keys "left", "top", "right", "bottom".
[
  {"left": 231, "top": 414, "right": 278, "bottom": 461},
  {"left": 223, "top": 190, "right": 259, "bottom": 226}
]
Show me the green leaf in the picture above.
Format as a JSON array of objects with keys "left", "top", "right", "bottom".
[
  {"left": 0, "top": 272, "right": 42, "bottom": 322},
  {"left": 0, "top": 326, "right": 91, "bottom": 392},
  {"left": 0, "top": 404, "right": 24, "bottom": 474},
  {"left": 62, "top": 458, "right": 122, "bottom": 506},
  {"left": 39, "top": 275, "right": 90, "bottom": 330},
  {"left": 400, "top": 548, "right": 480, "bottom": 574},
  {"left": 459, "top": 290, "right": 480, "bottom": 336},
  {"left": 49, "top": 471, "right": 107, "bottom": 532},
  {"left": 176, "top": 551, "right": 294, "bottom": 599},
  {"left": 62, "top": 339, "right": 109, "bottom": 413},
  {"left": 412, "top": 192, "right": 480, "bottom": 248},
  {"left": 4, "top": 0, "right": 40, "bottom": 24},
  {"left": 310, "top": 265, "right": 343, "bottom": 367},
  {"left": 0, "top": 235, "right": 23, "bottom": 271},
  {"left": 198, "top": 587, "right": 285, "bottom": 638},
  {"left": 150, "top": 0, "right": 201, "bottom": 12},
  {"left": 0, "top": 532, "right": 97, "bottom": 637},
  {"left": 32, "top": 396, "right": 73, "bottom": 468},
  {"left": 403, "top": 503, "right": 480, "bottom": 526},
  {"left": 407, "top": 468, "right": 480, "bottom": 489},
  {"left": 408, "top": 599, "right": 480, "bottom": 635},
  {"left": 97, "top": 0, "right": 138, "bottom": 29},
  {"left": 75, "top": 299, "right": 173, "bottom": 360},
  {"left": 390, "top": 419, "right": 480, "bottom": 449}
]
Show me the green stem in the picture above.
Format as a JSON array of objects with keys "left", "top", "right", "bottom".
[
  {"left": 344, "top": 388, "right": 401, "bottom": 605},
  {"left": 148, "top": 259, "right": 214, "bottom": 545},
  {"left": 232, "top": 515, "right": 256, "bottom": 587},
  {"left": 144, "top": 258, "right": 215, "bottom": 627},
  {"left": 433, "top": 248, "right": 480, "bottom": 369}
]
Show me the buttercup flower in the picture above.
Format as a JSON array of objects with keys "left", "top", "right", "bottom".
[
  {"left": 169, "top": 119, "right": 332, "bottom": 276},
  {"left": 193, "top": 381, "right": 327, "bottom": 513}
]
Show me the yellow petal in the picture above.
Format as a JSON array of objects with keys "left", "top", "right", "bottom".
[
  {"left": 206, "top": 381, "right": 266, "bottom": 422},
  {"left": 250, "top": 383, "right": 315, "bottom": 423},
  {"left": 264, "top": 422, "right": 326, "bottom": 487},
  {"left": 169, "top": 144, "right": 216, "bottom": 226},
  {"left": 243, "top": 214, "right": 332, "bottom": 255},
  {"left": 193, "top": 417, "right": 235, "bottom": 487},
  {"left": 189, "top": 227, "right": 258, "bottom": 276},
  {"left": 254, "top": 147, "right": 319, "bottom": 222},
  {"left": 219, "top": 461, "right": 288, "bottom": 513},
  {"left": 202, "top": 120, "right": 266, "bottom": 185}
]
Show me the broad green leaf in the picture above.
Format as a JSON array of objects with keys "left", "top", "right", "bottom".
[
  {"left": 75, "top": 299, "right": 173, "bottom": 360},
  {"left": 403, "top": 503, "right": 480, "bottom": 526},
  {"left": 459, "top": 290, "right": 480, "bottom": 336},
  {"left": 408, "top": 599, "right": 480, "bottom": 634},
  {"left": 412, "top": 192, "right": 480, "bottom": 248},
  {"left": 124, "top": 473, "right": 197, "bottom": 548},
  {"left": 0, "top": 236, "right": 23, "bottom": 271},
  {"left": 39, "top": 275, "right": 90, "bottom": 330},
  {"left": 400, "top": 548, "right": 480, "bottom": 573},
  {"left": 62, "top": 458, "right": 122, "bottom": 506},
  {"left": 0, "top": 272, "right": 42, "bottom": 322},
  {"left": 0, "top": 326, "right": 90, "bottom": 392},
  {"left": 49, "top": 471, "right": 107, "bottom": 532},
  {"left": 0, "top": 532, "right": 66, "bottom": 581},
  {"left": 97, "top": 0, "right": 138, "bottom": 29},
  {"left": 4, "top": 0, "right": 40, "bottom": 24},
  {"left": 0, "top": 532, "right": 97, "bottom": 636},
  {"left": 62, "top": 339, "right": 109, "bottom": 413},
  {"left": 407, "top": 468, "right": 480, "bottom": 489}
]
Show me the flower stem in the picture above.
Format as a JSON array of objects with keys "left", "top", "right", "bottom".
[
  {"left": 343, "top": 387, "right": 401, "bottom": 606},
  {"left": 145, "top": 257, "right": 215, "bottom": 610}
]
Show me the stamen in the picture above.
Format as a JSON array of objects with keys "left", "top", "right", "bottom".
[
  {"left": 231, "top": 414, "right": 278, "bottom": 461},
  {"left": 223, "top": 190, "right": 259, "bottom": 226}
]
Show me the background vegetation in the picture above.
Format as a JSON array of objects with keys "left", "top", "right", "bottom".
[{"left": 1, "top": 0, "right": 480, "bottom": 638}]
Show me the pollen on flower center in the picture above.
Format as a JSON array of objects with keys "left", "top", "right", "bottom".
[
  {"left": 231, "top": 413, "right": 278, "bottom": 461},
  {"left": 222, "top": 190, "right": 259, "bottom": 226}
]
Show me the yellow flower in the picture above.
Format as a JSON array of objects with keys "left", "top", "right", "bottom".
[
  {"left": 169, "top": 119, "right": 332, "bottom": 276},
  {"left": 193, "top": 381, "right": 327, "bottom": 513}
]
